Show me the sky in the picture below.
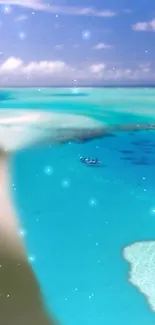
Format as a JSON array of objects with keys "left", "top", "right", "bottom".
[{"left": 0, "top": 0, "right": 155, "bottom": 85}]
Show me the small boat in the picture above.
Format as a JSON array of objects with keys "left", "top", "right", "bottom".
[{"left": 80, "top": 157, "right": 102, "bottom": 166}]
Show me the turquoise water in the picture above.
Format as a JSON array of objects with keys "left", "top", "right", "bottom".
[{"left": 1, "top": 87, "right": 155, "bottom": 325}]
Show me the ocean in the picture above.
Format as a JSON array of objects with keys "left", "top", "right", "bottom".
[{"left": 1, "top": 87, "right": 155, "bottom": 325}]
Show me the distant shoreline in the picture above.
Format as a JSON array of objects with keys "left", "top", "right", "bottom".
[{"left": 0, "top": 85, "right": 155, "bottom": 89}]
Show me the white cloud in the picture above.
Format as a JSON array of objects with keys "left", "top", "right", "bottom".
[
  {"left": 132, "top": 18, "right": 155, "bottom": 31},
  {"left": 15, "top": 14, "right": 28, "bottom": 21},
  {"left": 0, "top": 57, "right": 23, "bottom": 71},
  {"left": 0, "top": 57, "right": 105, "bottom": 85},
  {"left": 93, "top": 43, "right": 113, "bottom": 50},
  {"left": 0, "top": 0, "right": 117, "bottom": 17},
  {"left": 96, "top": 10, "right": 116, "bottom": 17},
  {"left": 0, "top": 57, "right": 66, "bottom": 72},
  {"left": 0, "top": 57, "right": 155, "bottom": 85},
  {"left": 0, "top": 0, "right": 46, "bottom": 11},
  {"left": 54, "top": 44, "right": 64, "bottom": 50},
  {"left": 90, "top": 63, "right": 105, "bottom": 73},
  {"left": 103, "top": 67, "right": 154, "bottom": 80}
]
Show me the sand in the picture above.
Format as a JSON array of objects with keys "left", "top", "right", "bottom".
[
  {"left": 0, "top": 109, "right": 104, "bottom": 325},
  {"left": 123, "top": 241, "right": 155, "bottom": 312}
]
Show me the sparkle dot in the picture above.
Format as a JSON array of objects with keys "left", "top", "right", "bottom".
[
  {"left": 56, "top": 14, "right": 59, "bottom": 18},
  {"left": 7, "top": 294, "right": 10, "bottom": 298},
  {"left": 89, "top": 198, "right": 97, "bottom": 206},
  {"left": 19, "top": 228, "right": 27, "bottom": 237},
  {"left": 144, "top": 188, "right": 146, "bottom": 191},
  {"left": 65, "top": 298, "right": 68, "bottom": 301},
  {"left": 18, "top": 32, "right": 26, "bottom": 40},
  {"left": 150, "top": 207, "right": 155, "bottom": 215},
  {"left": 71, "top": 88, "right": 78, "bottom": 94},
  {"left": 96, "top": 242, "right": 99, "bottom": 246},
  {"left": 75, "top": 288, "right": 78, "bottom": 291},
  {"left": 88, "top": 293, "right": 94, "bottom": 299},
  {"left": 61, "top": 179, "right": 70, "bottom": 188},
  {"left": 28, "top": 256, "right": 36, "bottom": 263},
  {"left": 142, "top": 177, "right": 146, "bottom": 180},
  {"left": 3, "top": 5, "right": 12, "bottom": 14},
  {"left": 82, "top": 30, "right": 91, "bottom": 40},
  {"left": 44, "top": 165, "right": 53, "bottom": 175}
]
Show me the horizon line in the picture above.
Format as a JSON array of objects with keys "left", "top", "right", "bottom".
[
  {"left": 1, "top": 83, "right": 155, "bottom": 88},
  {"left": 0, "top": 85, "right": 155, "bottom": 89}
]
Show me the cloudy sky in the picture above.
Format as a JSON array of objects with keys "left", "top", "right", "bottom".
[{"left": 0, "top": 0, "right": 154, "bottom": 86}]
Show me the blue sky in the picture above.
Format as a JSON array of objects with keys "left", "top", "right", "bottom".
[{"left": 0, "top": 0, "right": 155, "bottom": 85}]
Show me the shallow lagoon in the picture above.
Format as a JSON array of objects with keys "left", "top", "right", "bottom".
[{"left": 1, "top": 87, "right": 155, "bottom": 325}]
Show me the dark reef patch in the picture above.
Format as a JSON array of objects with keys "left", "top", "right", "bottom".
[
  {"left": 131, "top": 160, "right": 154, "bottom": 166},
  {"left": 93, "top": 123, "right": 155, "bottom": 169},
  {"left": 143, "top": 149, "right": 154, "bottom": 154},
  {"left": 120, "top": 157, "right": 134, "bottom": 161},
  {"left": 45, "top": 93, "right": 88, "bottom": 97},
  {"left": 131, "top": 140, "right": 153, "bottom": 148},
  {"left": 130, "top": 154, "right": 154, "bottom": 166},
  {"left": 0, "top": 91, "right": 15, "bottom": 101},
  {"left": 119, "top": 149, "right": 134, "bottom": 154},
  {"left": 103, "top": 132, "right": 117, "bottom": 138}
]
